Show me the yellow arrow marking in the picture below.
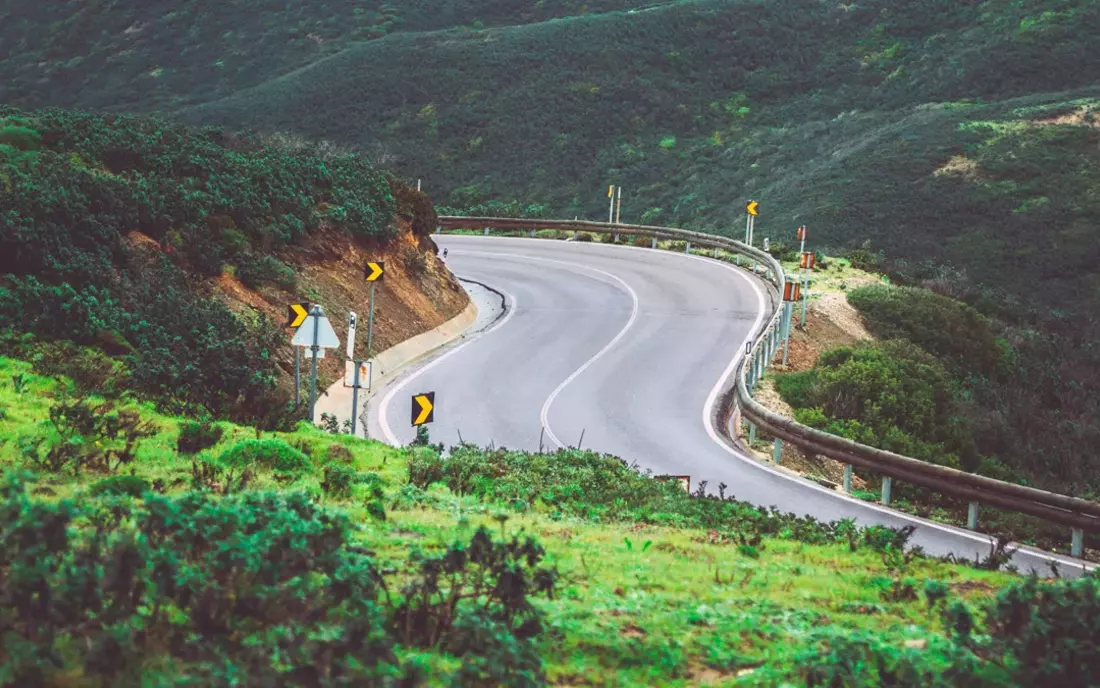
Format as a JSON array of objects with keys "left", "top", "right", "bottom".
[
  {"left": 289, "top": 303, "right": 309, "bottom": 328},
  {"left": 746, "top": 201, "right": 759, "bottom": 216},
  {"left": 366, "top": 262, "right": 384, "bottom": 282},
  {"left": 413, "top": 394, "right": 433, "bottom": 425}
]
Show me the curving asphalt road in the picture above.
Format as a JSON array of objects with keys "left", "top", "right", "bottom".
[{"left": 369, "top": 235, "right": 1089, "bottom": 577}]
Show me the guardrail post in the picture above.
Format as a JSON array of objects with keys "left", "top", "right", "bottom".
[
  {"left": 614, "top": 233, "right": 619, "bottom": 242},
  {"left": 1072, "top": 528, "right": 1084, "bottom": 558},
  {"left": 843, "top": 464, "right": 853, "bottom": 493},
  {"left": 573, "top": 230, "right": 579, "bottom": 240},
  {"left": 529, "top": 229, "right": 536, "bottom": 238},
  {"left": 483, "top": 227, "right": 490, "bottom": 236},
  {"left": 436, "top": 225, "right": 441, "bottom": 235},
  {"left": 713, "top": 246, "right": 719, "bottom": 258},
  {"left": 748, "top": 422, "right": 757, "bottom": 444},
  {"left": 651, "top": 237, "right": 657, "bottom": 249},
  {"left": 881, "top": 477, "right": 893, "bottom": 506},
  {"left": 967, "top": 501, "right": 980, "bottom": 530},
  {"left": 772, "top": 438, "right": 783, "bottom": 464},
  {"left": 685, "top": 242, "right": 692, "bottom": 254}
]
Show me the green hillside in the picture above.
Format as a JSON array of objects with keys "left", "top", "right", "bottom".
[
  {"left": 4, "top": 354, "right": 1099, "bottom": 686},
  {"left": 168, "top": 0, "right": 1099, "bottom": 320},
  {"left": 0, "top": 105, "right": 446, "bottom": 426},
  {"left": 2, "top": 0, "right": 1098, "bottom": 320}
]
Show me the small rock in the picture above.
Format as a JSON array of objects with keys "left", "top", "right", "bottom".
[{"left": 904, "top": 639, "right": 927, "bottom": 649}]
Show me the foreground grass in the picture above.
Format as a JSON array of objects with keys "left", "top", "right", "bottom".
[{"left": 0, "top": 355, "right": 1036, "bottom": 684}]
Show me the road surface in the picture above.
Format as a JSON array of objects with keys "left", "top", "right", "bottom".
[{"left": 369, "top": 235, "right": 1089, "bottom": 576}]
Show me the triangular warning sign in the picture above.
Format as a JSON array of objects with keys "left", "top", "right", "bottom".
[{"left": 291, "top": 307, "right": 340, "bottom": 349}]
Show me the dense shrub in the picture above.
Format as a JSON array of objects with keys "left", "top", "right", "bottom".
[
  {"left": 988, "top": 575, "right": 1100, "bottom": 686},
  {"left": 848, "top": 285, "right": 1000, "bottom": 377},
  {"left": 89, "top": 475, "right": 150, "bottom": 497},
  {"left": 0, "top": 473, "right": 399, "bottom": 684},
  {"left": 0, "top": 472, "right": 556, "bottom": 684},
  {"left": 176, "top": 420, "right": 225, "bottom": 455},
  {"left": 218, "top": 439, "right": 312, "bottom": 479},
  {"left": 777, "top": 341, "right": 980, "bottom": 470}
]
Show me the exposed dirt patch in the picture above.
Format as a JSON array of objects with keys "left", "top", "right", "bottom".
[
  {"left": 619, "top": 623, "right": 647, "bottom": 639},
  {"left": 934, "top": 155, "right": 984, "bottom": 180},
  {"left": 748, "top": 288, "right": 876, "bottom": 489},
  {"left": 212, "top": 219, "right": 468, "bottom": 393},
  {"left": 950, "top": 580, "right": 998, "bottom": 596},
  {"left": 1033, "top": 106, "right": 1100, "bottom": 129}
]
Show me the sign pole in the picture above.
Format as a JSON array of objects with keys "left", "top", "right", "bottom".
[
  {"left": 616, "top": 186, "right": 622, "bottom": 224},
  {"left": 608, "top": 185, "right": 615, "bottom": 224},
  {"left": 801, "top": 273, "right": 810, "bottom": 327},
  {"left": 294, "top": 347, "right": 301, "bottom": 406},
  {"left": 366, "top": 282, "right": 376, "bottom": 358},
  {"left": 308, "top": 307, "right": 320, "bottom": 422},
  {"left": 782, "top": 302, "right": 794, "bottom": 366},
  {"left": 350, "top": 360, "right": 361, "bottom": 437}
]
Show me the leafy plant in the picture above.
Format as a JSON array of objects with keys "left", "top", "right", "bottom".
[{"left": 176, "top": 419, "right": 224, "bottom": 455}]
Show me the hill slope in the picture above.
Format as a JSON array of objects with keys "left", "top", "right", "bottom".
[
  {"left": 2, "top": 0, "right": 1098, "bottom": 320},
  {"left": 0, "top": 106, "right": 466, "bottom": 423}
]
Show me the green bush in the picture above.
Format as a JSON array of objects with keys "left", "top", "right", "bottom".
[
  {"left": 321, "top": 463, "right": 357, "bottom": 499},
  {"left": 988, "top": 575, "right": 1100, "bottom": 685},
  {"left": 0, "top": 473, "right": 399, "bottom": 684},
  {"left": 218, "top": 439, "right": 312, "bottom": 478},
  {"left": 776, "top": 341, "right": 980, "bottom": 470},
  {"left": 176, "top": 420, "right": 225, "bottom": 455},
  {"left": 848, "top": 284, "right": 1000, "bottom": 377},
  {"left": 89, "top": 475, "right": 150, "bottom": 498}
]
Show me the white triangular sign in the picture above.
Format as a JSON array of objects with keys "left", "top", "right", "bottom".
[{"left": 292, "top": 307, "right": 340, "bottom": 349}]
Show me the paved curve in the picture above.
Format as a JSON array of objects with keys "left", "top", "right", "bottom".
[{"left": 371, "top": 235, "right": 1088, "bottom": 576}]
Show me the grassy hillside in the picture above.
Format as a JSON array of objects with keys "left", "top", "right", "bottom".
[
  {"left": 5, "top": 353, "right": 1099, "bottom": 685},
  {"left": 0, "top": 1, "right": 660, "bottom": 112},
  {"left": 1, "top": 1, "right": 1097, "bottom": 321},
  {"left": 0, "top": 106, "right": 461, "bottom": 426}
]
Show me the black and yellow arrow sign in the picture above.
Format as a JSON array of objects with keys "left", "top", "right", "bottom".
[
  {"left": 411, "top": 392, "right": 435, "bottom": 426},
  {"left": 746, "top": 201, "right": 759, "bottom": 216},
  {"left": 286, "top": 302, "right": 309, "bottom": 328},
  {"left": 365, "top": 261, "right": 385, "bottom": 282}
]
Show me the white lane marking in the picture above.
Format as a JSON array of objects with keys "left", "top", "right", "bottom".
[
  {"left": 378, "top": 285, "right": 520, "bottom": 447},
  {"left": 449, "top": 250, "right": 640, "bottom": 450},
  {"left": 442, "top": 235, "right": 1091, "bottom": 571}
]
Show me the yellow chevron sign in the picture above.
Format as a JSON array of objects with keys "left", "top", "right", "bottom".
[
  {"left": 412, "top": 392, "right": 435, "bottom": 426},
  {"left": 746, "top": 201, "right": 759, "bottom": 216},
  {"left": 286, "top": 302, "right": 309, "bottom": 328},
  {"left": 365, "top": 261, "right": 385, "bottom": 282},
  {"left": 608, "top": 185, "right": 614, "bottom": 198}
]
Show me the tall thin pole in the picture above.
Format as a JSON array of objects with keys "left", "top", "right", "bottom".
[
  {"left": 608, "top": 187, "right": 615, "bottom": 224},
  {"left": 615, "top": 186, "right": 622, "bottom": 224},
  {"left": 350, "top": 361, "right": 361, "bottom": 436},
  {"left": 782, "top": 302, "right": 794, "bottom": 366},
  {"left": 294, "top": 347, "right": 301, "bottom": 405},
  {"left": 308, "top": 308, "right": 320, "bottom": 422},
  {"left": 366, "top": 282, "right": 377, "bottom": 359}
]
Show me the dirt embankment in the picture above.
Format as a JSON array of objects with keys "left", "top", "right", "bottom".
[
  {"left": 745, "top": 275, "right": 877, "bottom": 489},
  {"left": 212, "top": 218, "right": 468, "bottom": 393}
]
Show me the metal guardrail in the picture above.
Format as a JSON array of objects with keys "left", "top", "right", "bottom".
[{"left": 438, "top": 216, "right": 1100, "bottom": 556}]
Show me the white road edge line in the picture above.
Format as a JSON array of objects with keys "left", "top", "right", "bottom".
[
  {"left": 437, "top": 236, "right": 1091, "bottom": 571},
  {"left": 447, "top": 249, "right": 640, "bottom": 449},
  {"left": 378, "top": 285, "right": 520, "bottom": 447}
]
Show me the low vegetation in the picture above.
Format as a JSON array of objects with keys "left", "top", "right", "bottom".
[{"left": 1, "top": 354, "right": 1099, "bottom": 685}]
